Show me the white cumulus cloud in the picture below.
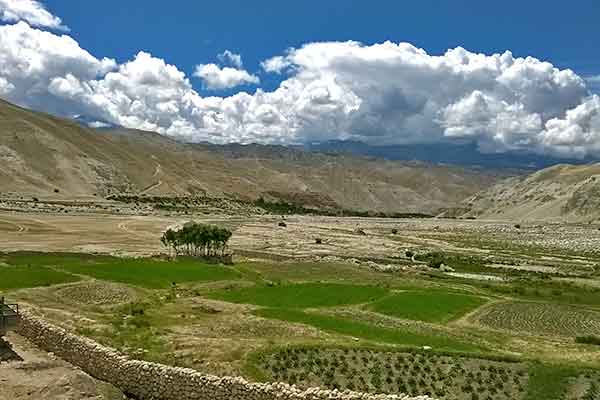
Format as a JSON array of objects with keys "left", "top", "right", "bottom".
[
  {"left": 193, "top": 63, "right": 259, "bottom": 90},
  {"left": 0, "top": 16, "right": 599, "bottom": 158},
  {"left": 217, "top": 50, "right": 243, "bottom": 68},
  {"left": 0, "top": 0, "right": 68, "bottom": 30},
  {"left": 261, "top": 55, "right": 292, "bottom": 74}
]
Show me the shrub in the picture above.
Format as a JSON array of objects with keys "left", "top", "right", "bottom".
[
  {"left": 575, "top": 335, "right": 600, "bottom": 346},
  {"left": 405, "top": 250, "right": 415, "bottom": 259},
  {"left": 514, "top": 223, "right": 521, "bottom": 229},
  {"left": 278, "top": 221, "right": 287, "bottom": 227},
  {"left": 54, "top": 188, "right": 60, "bottom": 193},
  {"left": 315, "top": 238, "right": 323, "bottom": 244},
  {"left": 391, "top": 228, "right": 398, "bottom": 234},
  {"left": 427, "top": 255, "right": 445, "bottom": 269}
]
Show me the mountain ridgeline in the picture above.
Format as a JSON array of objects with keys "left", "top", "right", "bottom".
[
  {"left": 1, "top": 98, "right": 599, "bottom": 219},
  {"left": 0, "top": 99, "right": 494, "bottom": 214}
]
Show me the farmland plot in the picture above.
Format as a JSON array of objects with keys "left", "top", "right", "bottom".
[
  {"left": 473, "top": 301, "right": 600, "bottom": 337},
  {"left": 257, "top": 347, "right": 529, "bottom": 400}
]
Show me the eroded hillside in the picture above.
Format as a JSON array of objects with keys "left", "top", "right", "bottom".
[
  {"left": 465, "top": 163, "right": 600, "bottom": 221},
  {"left": 0, "top": 99, "right": 495, "bottom": 214}
]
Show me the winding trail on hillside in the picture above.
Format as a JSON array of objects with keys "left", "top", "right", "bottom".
[{"left": 139, "top": 161, "right": 163, "bottom": 195}]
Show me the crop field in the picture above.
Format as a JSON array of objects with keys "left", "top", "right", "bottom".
[
  {"left": 0, "top": 264, "right": 79, "bottom": 291},
  {"left": 209, "top": 282, "right": 388, "bottom": 308},
  {"left": 55, "top": 280, "right": 139, "bottom": 306},
  {"left": 59, "top": 258, "right": 242, "bottom": 289},
  {"left": 473, "top": 301, "right": 600, "bottom": 337},
  {"left": 257, "top": 346, "right": 528, "bottom": 400},
  {"left": 255, "top": 308, "right": 482, "bottom": 352},
  {"left": 369, "top": 290, "right": 488, "bottom": 323},
  {"left": 2, "top": 214, "right": 600, "bottom": 400}
]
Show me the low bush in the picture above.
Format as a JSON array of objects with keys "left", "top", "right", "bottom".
[{"left": 575, "top": 335, "right": 600, "bottom": 346}]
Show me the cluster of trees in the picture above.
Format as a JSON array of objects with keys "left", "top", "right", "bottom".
[
  {"left": 160, "top": 222, "right": 232, "bottom": 258},
  {"left": 254, "top": 197, "right": 434, "bottom": 218}
]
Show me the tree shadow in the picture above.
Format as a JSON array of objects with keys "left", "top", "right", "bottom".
[{"left": 0, "top": 337, "right": 23, "bottom": 362}]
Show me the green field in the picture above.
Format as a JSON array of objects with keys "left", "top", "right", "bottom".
[
  {"left": 59, "top": 258, "right": 241, "bottom": 289},
  {"left": 0, "top": 264, "right": 80, "bottom": 291},
  {"left": 4, "top": 250, "right": 600, "bottom": 399},
  {"left": 2, "top": 251, "right": 116, "bottom": 268},
  {"left": 255, "top": 308, "right": 482, "bottom": 352},
  {"left": 209, "top": 282, "right": 388, "bottom": 308},
  {"left": 370, "top": 290, "right": 488, "bottom": 323}
]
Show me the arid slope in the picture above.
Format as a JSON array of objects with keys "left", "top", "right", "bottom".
[
  {"left": 0, "top": 99, "right": 494, "bottom": 213},
  {"left": 465, "top": 163, "right": 600, "bottom": 221}
]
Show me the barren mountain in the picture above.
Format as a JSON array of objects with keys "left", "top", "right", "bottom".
[
  {"left": 465, "top": 163, "right": 600, "bottom": 222},
  {"left": 0, "top": 99, "right": 496, "bottom": 213}
]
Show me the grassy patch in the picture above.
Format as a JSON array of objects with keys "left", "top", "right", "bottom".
[
  {"left": 255, "top": 308, "right": 483, "bottom": 352},
  {"left": 209, "top": 282, "right": 388, "bottom": 308},
  {"left": 0, "top": 264, "right": 79, "bottom": 291},
  {"left": 370, "top": 290, "right": 488, "bottom": 323},
  {"left": 2, "top": 251, "right": 116, "bottom": 267},
  {"left": 524, "top": 363, "right": 577, "bottom": 400},
  {"left": 60, "top": 258, "right": 241, "bottom": 289}
]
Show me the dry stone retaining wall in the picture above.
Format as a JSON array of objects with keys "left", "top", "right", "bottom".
[{"left": 17, "top": 311, "right": 435, "bottom": 400}]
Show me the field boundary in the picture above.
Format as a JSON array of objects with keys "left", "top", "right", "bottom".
[{"left": 16, "top": 310, "right": 436, "bottom": 400}]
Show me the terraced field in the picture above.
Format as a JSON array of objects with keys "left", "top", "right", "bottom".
[{"left": 473, "top": 301, "right": 600, "bottom": 337}]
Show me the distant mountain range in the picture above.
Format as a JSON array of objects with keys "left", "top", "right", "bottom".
[
  {"left": 302, "top": 140, "right": 595, "bottom": 171},
  {"left": 3, "top": 100, "right": 598, "bottom": 220},
  {"left": 72, "top": 113, "right": 595, "bottom": 171},
  {"left": 0, "top": 99, "right": 496, "bottom": 214}
]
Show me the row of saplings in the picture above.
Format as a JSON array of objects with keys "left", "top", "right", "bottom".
[
  {"left": 161, "top": 222, "right": 232, "bottom": 258},
  {"left": 263, "top": 347, "right": 525, "bottom": 400}
]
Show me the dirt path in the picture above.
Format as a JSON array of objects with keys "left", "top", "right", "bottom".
[
  {"left": 139, "top": 161, "right": 163, "bottom": 195},
  {"left": 0, "top": 332, "right": 124, "bottom": 400}
]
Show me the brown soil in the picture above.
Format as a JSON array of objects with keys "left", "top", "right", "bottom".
[{"left": 0, "top": 332, "right": 124, "bottom": 400}]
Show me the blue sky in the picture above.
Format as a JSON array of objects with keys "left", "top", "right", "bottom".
[
  {"left": 45, "top": 0, "right": 600, "bottom": 94},
  {"left": 0, "top": 0, "right": 599, "bottom": 157}
]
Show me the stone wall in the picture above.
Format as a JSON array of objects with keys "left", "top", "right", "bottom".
[{"left": 16, "top": 311, "right": 435, "bottom": 400}]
